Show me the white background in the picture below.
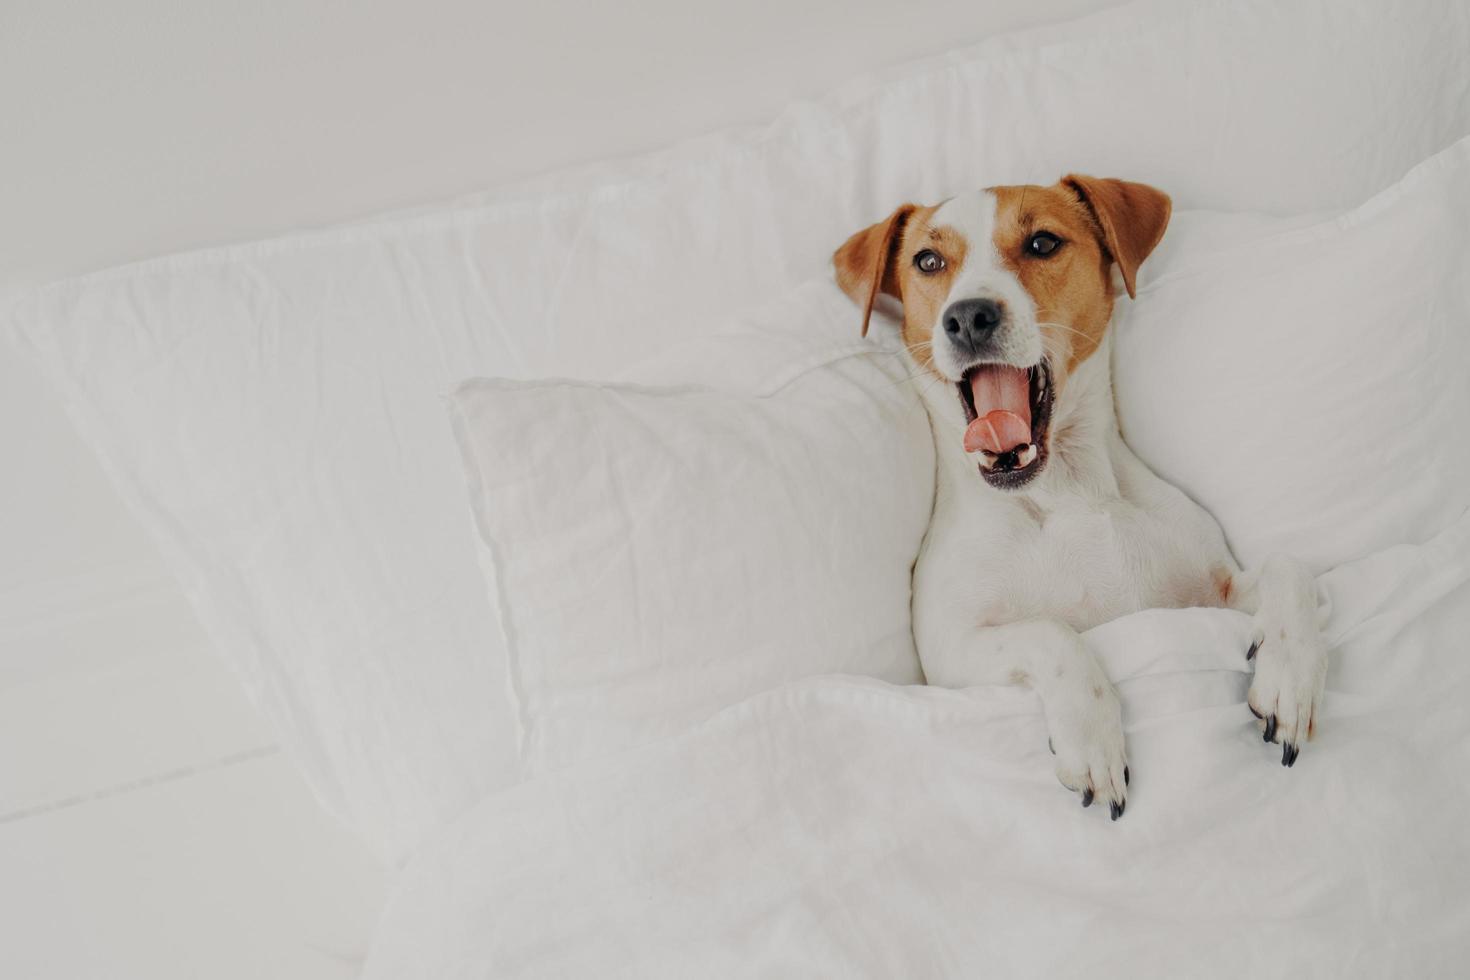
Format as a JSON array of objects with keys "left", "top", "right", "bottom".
[
  {"left": 0, "top": 0, "right": 1119, "bottom": 630},
  {"left": 0, "top": 0, "right": 1122, "bottom": 975}
]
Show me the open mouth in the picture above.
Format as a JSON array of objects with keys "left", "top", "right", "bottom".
[{"left": 956, "top": 359, "right": 1054, "bottom": 490}]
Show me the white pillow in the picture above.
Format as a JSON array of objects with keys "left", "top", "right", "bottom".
[
  {"left": 1115, "top": 136, "right": 1470, "bottom": 574},
  {"left": 6, "top": 0, "right": 1467, "bottom": 862},
  {"left": 448, "top": 286, "right": 932, "bottom": 774}
]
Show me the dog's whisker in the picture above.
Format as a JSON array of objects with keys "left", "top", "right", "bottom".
[
  {"left": 1037, "top": 320, "right": 1094, "bottom": 343},
  {"left": 882, "top": 361, "right": 948, "bottom": 392},
  {"left": 870, "top": 341, "right": 935, "bottom": 355},
  {"left": 885, "top": 370, "right": 939, "bottom": 391},
  {"left": 916, "top": 370, "right": 953, "bottom": 405}
]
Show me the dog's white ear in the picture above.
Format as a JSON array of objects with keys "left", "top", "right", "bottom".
[
  {"left": 832, "top": 204, "right": 916, "bottom": 337},
  {"left": 1062, "top": 176, "right": 1171, "bottom": 299}
]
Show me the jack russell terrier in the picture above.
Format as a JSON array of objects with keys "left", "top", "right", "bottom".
[{"left": 833, "top": 176, "right": 1328, "bottom": 820}]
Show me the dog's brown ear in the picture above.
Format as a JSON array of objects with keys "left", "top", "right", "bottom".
[
  {"left": 1062, "top": 176, "right": 1171, "bottom": 299},
  {"left": 832, "top": 204, "right": 916, "bottom": 337}
]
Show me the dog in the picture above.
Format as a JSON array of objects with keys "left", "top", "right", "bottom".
[{"left": 832, "top": 176, "right": 1328, "bottom": 819}]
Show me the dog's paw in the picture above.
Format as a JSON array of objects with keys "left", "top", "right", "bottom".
[
  {"left": 1048, "top": 679, "right": 1129, "bottom": 819},
  {"left": 1246, "top": 619, "right": 1327, "bottom": 767}
]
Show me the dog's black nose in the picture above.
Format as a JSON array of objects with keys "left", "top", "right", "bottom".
[{"left": 943, "top": 298, "right": 1006, "bottom": 354}]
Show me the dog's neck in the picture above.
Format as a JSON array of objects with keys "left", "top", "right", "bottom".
[
  {"left": 919, "top": 334, "right": 1124, "bottom": 511},
  {"left": 1030, "top": 335, "right": 1123, "bottom": 505}
]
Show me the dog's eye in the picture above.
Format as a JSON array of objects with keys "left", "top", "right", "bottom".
[
  {"left": 1026, "top": 232, "right": 1063, "bottom": 257},
  {"left": 913, "top": 249, "right": 946, "bottom": 274}
]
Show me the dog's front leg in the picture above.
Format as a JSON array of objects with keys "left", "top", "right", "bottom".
[
  {"left": 1229, "top": 555, "right": 1329, "bottom": 766},
  {"left": 921, "top": 619, "right": 1130, "bottom": 819}
]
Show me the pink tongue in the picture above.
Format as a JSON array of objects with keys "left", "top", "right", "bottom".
[{"left": 963, "top": 365, "right": 1033, "bottom": 454}]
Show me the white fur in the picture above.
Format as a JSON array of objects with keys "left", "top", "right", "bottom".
[
  {"left": 910, "top": 191, "right": 1329, "bottom": 817},
  {"left": 929, "top": 192, "right": 1043, "bottom": 379}
]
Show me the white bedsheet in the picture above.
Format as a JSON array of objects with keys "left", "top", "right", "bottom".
[
  {"left": 363, "top": 512, "right": 1470, "bottom": 978},
  {"left": 0, "top": 584, "right": 386, "bottom": 980}
]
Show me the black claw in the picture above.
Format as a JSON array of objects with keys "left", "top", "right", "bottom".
[
  {"left": 1048, "top": 738, "right": 1055, "bottom": 755},
  {"left": 1283, "top": 742, "right": 1298, "bottom": 767},
  {"left": 1081, "top": 787, "right": 1094, "bottom": 808},
  {"left": 1263, "top": 715, "right": 1277, "bottom": 743},
  {"left": 1248, "top": 704, "right": 1263, "bottom": 720},
  {"left": 1110, "top": 800, "right": 1122, "bottom": 821},
  {"left": 1124, "top": 766, "right": 1130, "bottom": 787},
  {"left": 1246, "top": 638, "right": 1260, "bottom": 661}
]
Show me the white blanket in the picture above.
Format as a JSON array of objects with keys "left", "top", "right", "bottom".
[{"left": 364, "top": 513, "right": 1470, "bottom": 979}]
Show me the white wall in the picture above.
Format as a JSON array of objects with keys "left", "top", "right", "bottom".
[{"left": 0, "top": 0, "right": 1123, "bottom": 625}]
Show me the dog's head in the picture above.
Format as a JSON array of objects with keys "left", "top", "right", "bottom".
[{"left": 833, "top": 176, "right": 1170, "bottom": 490}]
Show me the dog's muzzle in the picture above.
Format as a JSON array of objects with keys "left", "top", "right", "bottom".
[{"left": 956, "top": 359, "right": 1054, "bottom": 491}]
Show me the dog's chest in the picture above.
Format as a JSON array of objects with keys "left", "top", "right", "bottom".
[{"left": 920, "top": 490, "right": 1219, "bottom": 633}]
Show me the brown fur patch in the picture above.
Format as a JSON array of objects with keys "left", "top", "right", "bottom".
[
  {"left": 832, "top": 203, "right": 917, "bottom": 338},
  {"left": 892, "top": 209, "right": 963, "bottom": 373},
  {"left": 1212, "top": 566, "right": 1234, "bottom": 605},
  {"left": 989, "top": 184, "right": 1118, "bottom": 375},
  {"left": 1062, "top": 175, "right": 1172, "bottom": 300},
  {"left": 832, "top": 177, "right": 1170, "bottom": 411}
]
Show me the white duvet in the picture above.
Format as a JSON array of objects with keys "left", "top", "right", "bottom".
[{"left": 363, "top": 512, "right": 1470, "bottom": 978}]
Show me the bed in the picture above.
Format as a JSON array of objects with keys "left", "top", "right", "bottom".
[
  {"left": 363, "top": 556, "right": 1470, "bottom": 977},
  {"left": 4, "top": 0, "right": 1469, "bottom": 976}
]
